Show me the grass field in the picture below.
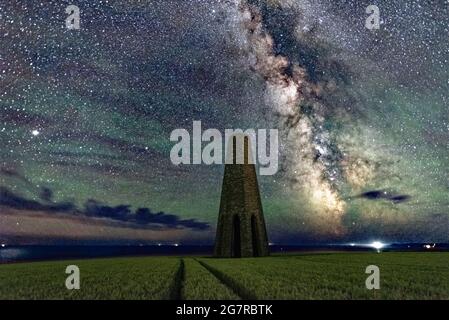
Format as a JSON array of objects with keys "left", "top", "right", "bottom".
[{"left": 0, "top": 252, "right": 448, "bottom": 300}]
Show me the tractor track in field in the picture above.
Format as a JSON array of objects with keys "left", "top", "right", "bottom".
[
  {"left": 178, "top": 258, "right": 244, "bottom": 300},
  {"left": 194, "top": 259, "right": 254, "bottom": 300},
  {"left": 171, "top": 258, "right": 185, "bottom": 300}
]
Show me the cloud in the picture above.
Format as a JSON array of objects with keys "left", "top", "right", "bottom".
[
  {"left": 0, "top": 167, "right": 33, "bottom": 185},
  {"left": 39, "top": 187, "right": 54, "bottom": 202},
  {"left": 0, "top": 187, "right": 76, "bottom": 212},
  {"left": 0, "top": 187, "right": 209, "bottom": 231},
  {"left": 0, "top": 108, "right": 53, "bottom": 127},
  {"left": 353, "top": 190, "right": 411, "bottom": 204}
]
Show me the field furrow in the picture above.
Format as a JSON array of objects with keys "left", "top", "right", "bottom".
[{"left": 181, "top": 258, "right": 240, "bottom": 300}]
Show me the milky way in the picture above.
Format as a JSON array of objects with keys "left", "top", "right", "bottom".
[{"left": 0, "top": 0, "right": 448, "bottom": 244}]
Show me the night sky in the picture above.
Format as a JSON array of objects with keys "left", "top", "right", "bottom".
[{"left": 1, "top": 0, "right": 448, "bottom": 245}]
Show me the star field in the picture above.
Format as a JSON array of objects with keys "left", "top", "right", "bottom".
[{"left": 0, "top": 0, "right": 448, "bottom": 244}]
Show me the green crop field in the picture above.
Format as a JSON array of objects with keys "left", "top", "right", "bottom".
[
  {"left": 0, "top": 252, "right": 448, "bottom": 300},
  {"left": 0, "top": 257, "right": 181, "bottom": 300}
]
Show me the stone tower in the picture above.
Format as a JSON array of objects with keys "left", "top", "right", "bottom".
[{"left": 214, "top": 133, "right": 269, "bottom": 258}]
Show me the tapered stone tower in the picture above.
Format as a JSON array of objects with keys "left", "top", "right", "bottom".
[{"left": 214, "top": 133, "right": 269, "bottom": 258}]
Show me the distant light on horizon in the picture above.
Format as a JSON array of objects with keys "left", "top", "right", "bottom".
[
  {"left": 1, "top": 243, "right": 5, "bottom": 248},
  {"left": 31, "top": 129, "right": 40, "bottom": 136},
  {"left": 370, "top": 241, "right": 385, "bottom": 250}
]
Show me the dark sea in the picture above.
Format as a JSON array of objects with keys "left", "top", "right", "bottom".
[{"left": 0, "top": 243, "right": 448, "bottom": 264}]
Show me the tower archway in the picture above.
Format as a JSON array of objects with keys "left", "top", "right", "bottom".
[
  {"left": 232, "top": 215, "right": 241, "bottom": 258},
  {"left": 251, "top": 215, "right": 259, "bottom": 257}
]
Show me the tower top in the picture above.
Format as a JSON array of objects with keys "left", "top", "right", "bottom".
[{"left": 225, "top": 133, "right": 256, "bottom": 165}]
